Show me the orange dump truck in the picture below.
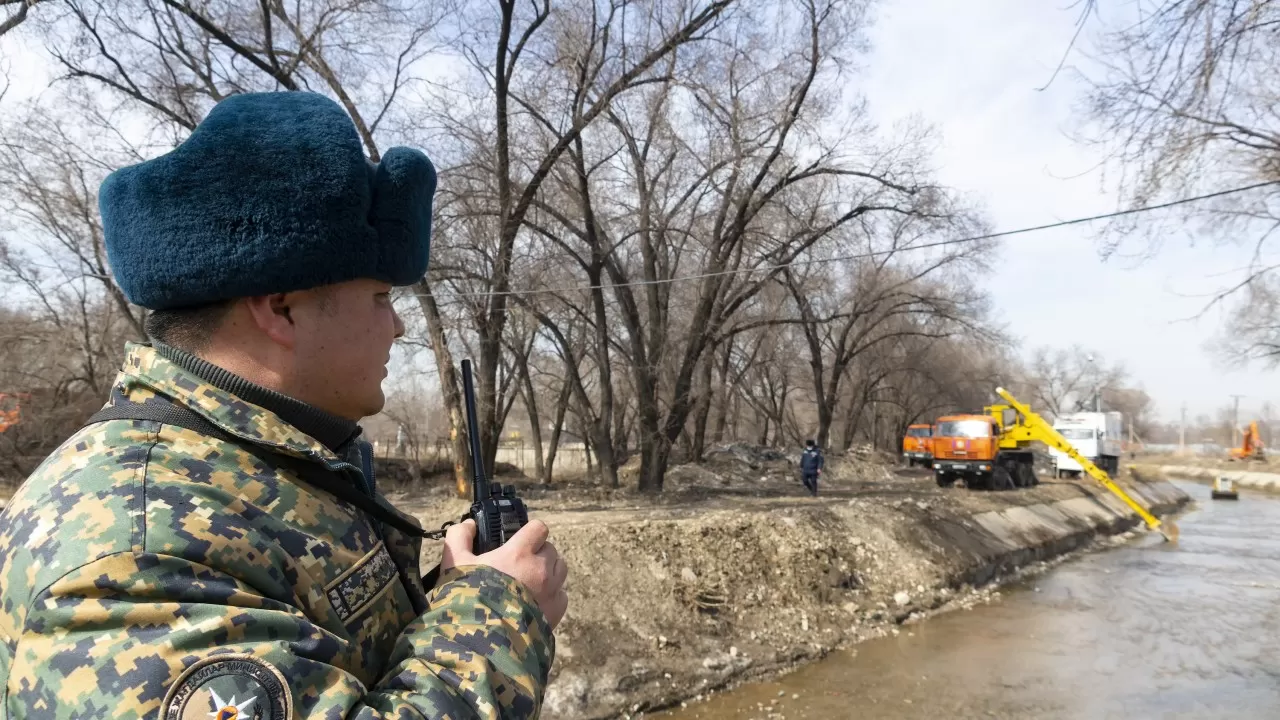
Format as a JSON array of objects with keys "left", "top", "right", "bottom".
[
  {"left": 930, "top": 412, "right": 1035, "bottom": 490},
  {"left": 926, "top": 389, "right": 1172, "bottom": 539},
  {"left": 901, "top": 424, "right": 934, "bottom": 467}
]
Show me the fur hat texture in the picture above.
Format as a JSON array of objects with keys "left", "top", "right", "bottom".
[{"left": 100, "top": 91, "right": 436, "bottom": 310}]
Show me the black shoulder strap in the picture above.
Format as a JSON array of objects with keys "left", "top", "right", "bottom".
[
  {"left": 86, "top": 398, "right": 440, "bottom": 540},
  {"left": 88, "top": 397, "right": 230, "bottom": 441}
]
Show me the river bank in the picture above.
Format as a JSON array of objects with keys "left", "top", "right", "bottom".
[
  {"left": 1134, "top": 460, "right": 1280, "bottom": 494},
  {"left": 386, "top": 451, "right": 1190, "bottom": 720}
]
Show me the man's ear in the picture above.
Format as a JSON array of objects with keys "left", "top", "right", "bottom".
[{"left": 243, "top": 293, "right": 297, "bottom": 348}]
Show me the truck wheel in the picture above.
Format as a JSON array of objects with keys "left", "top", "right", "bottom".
[
  {"left": 1016, "top": 463, "right": 1037, "bottom": 488},
  {"left": 935, "top": 472, "right": 954, "bottom": 488},
  {"left": 991, "top": 467, "right": 1014, "bottom": 491}
]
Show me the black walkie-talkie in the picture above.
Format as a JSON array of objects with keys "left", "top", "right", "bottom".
[{"left": 461, "top": 358, "right": 529, "bottom": 554}]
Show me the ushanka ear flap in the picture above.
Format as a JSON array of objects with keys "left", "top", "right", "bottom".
[{"left": 368, "top": 146, "right": 437, "bottom": 285}]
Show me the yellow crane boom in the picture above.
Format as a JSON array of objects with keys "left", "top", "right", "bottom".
[{"left": 993, "top": 387, "right": 1174, "bottom": 541}]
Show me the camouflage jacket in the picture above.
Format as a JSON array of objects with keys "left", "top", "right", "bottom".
[{"left": 0, "top": 343, "right": 553, "bottom": 719}]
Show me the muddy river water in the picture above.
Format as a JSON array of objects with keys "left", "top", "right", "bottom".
[{"left": 656, "top": 480, "right": 1280, "bottom": 719}]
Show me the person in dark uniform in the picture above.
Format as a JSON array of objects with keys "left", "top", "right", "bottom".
[{"left": 800, "top": 439, "right": 824, "bottom": 495}]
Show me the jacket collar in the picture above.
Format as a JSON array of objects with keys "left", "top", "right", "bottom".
[{"left": 115, "top": 342, "right": 360, "bottom": 462}]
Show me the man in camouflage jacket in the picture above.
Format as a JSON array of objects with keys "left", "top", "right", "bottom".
[{"left": 0, "top": 91, "right": 565, "bottom": 719}]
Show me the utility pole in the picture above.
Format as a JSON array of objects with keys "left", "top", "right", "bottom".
[
  {"left": 1086, "top": 354, "right": 1100, "bottom": 412},
  {"left": 1179, "top": 404, "right": 1186, "bottom": 456},
  {"left": 1231, "top": 394, "right": 1245, "bottom": 448}
]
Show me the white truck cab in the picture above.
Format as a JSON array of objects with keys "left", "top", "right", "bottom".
[{"left": 1050, "top": 411, "right": 1122, "bottom": 476}]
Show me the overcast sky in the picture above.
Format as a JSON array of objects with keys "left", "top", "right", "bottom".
[
  {"left": 858, "top": 0, "right": 1278, "bottom": 422},
  {"left": 3, "top": 1, "right": 1274, "bottom": 423}
]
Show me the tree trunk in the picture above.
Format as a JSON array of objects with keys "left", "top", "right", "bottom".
[
  {"left": 844, "top": 392, "right": 869, "bottom": 452},
  {"left": 815, "top": 356, "right": 855, "bottom": 452},
  {"left": 515, "top": 354, "right": 545, "bottom": 482},
  {"left": 577, "top": 415, "right": 595, "bottom": 478},
  {"left": 591, "top": 417, "right": 618, "bottom": 487},
  {"left": 870, "top": 402, "right": 879, "bottom": 451},
  {"left": 772, "top": 422, "right": 787, "bottom": 449},
  {"left": 769, "top": 375, "right": 790, "bottom": 445},
  {"left": 816, "top": 394, "right": 834, "bottom": 450},
  {"left": 613, "top": 396, "right": 629, "bottom": 462},
  {"left": 637, "top": 433, "right": 674, "bottom": 494},
  {"left": 572, "top": 139, "right": 620, "bottom": 487},
  {"left": 412, "top": 280, "right": 471, "bottom": 497},
  {"left": 630, "top": 372, "right": 663, "bottom": 489},
  {"left": 839, "top": 405, "right": 858, "bottom": 451},
  {"left": 730, "top": 391, "right": 742, "bottom": 442},
  {"left": 542, "top": 379, "right": 572, "bottom": 484},
  {"left": 476, "top": 334, "right": 503, "bottom": 479},
  {"left": 587, "top": 277, "right": 618, "bottom": 486},
  {"left": 711, "top": 340, "right": 733, "bottom": 444},
  {"left": 691, "top": 349, "right": 715, "bottom": 460}
]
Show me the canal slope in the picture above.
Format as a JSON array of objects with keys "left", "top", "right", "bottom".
[{"left": 656, "top": 479, "right": 1279, "bottom": 720}]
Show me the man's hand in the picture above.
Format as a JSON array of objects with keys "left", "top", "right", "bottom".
[{"left": 442, "top": 519, "right": 569, "bottom": 629}]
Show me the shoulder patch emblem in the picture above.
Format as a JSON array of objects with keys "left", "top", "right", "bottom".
[
  {"left": 162, "top": 655, "right": 292, "bottom": 720},
  {"left": 326, "top": 541, "right": 399, "bottom": 621}
]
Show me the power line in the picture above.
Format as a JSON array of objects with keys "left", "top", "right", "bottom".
[{"left": 415, "top": 179, "right": 1280, "bottom": 301}]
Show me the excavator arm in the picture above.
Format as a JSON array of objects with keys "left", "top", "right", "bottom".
[{"left": 994, "top": 387, "right": 1171, "bottom": 539}]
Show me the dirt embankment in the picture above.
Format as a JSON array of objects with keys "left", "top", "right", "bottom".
[{"left": 386, "top": 447, "right": 1190, "bottom": 720}]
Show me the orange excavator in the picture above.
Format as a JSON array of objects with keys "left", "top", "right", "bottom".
[{"left": 1228, "top": 421, "right": 1266, "bottom": 462}]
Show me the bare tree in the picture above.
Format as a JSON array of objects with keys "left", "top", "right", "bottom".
[
  {"left": 420, "top": 0, "right": 736, "bottom": 478},
  {"left": 728, "top": 320, "right": 799, "bottom": 446},
  {"left": 0, "top": 302, "right": 136, "bottom": 480},
  {"left": 781, "top": 214, "right": 989, "bottom": 448},
  {"left": 377, "top": 372, "right": 443, "bottom": 468},
  {"left": 518, "top": 0, "right": 983, "bottom": 491},
  {"left": 0, "top": 102, "right": 146, "bottom": 407},
  {"left": 1023, "top": 345, "right": 1129, "bottom": 418},
  {"left": 3, "top": 0, "right": 1031, "bottom": 496},
  {"left": 0, "top": 0, "right": 49, "bottom": 37},
  {"left": 1084, "top": 0, "right": 1280, "bottom": 365},
  {"left": 1218, "top": 272, "right": 1280, "bottom": 366}
]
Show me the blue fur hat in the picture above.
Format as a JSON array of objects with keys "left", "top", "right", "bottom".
[{"left": 100, "top": 91, "right": 436, "bottom": 310}]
